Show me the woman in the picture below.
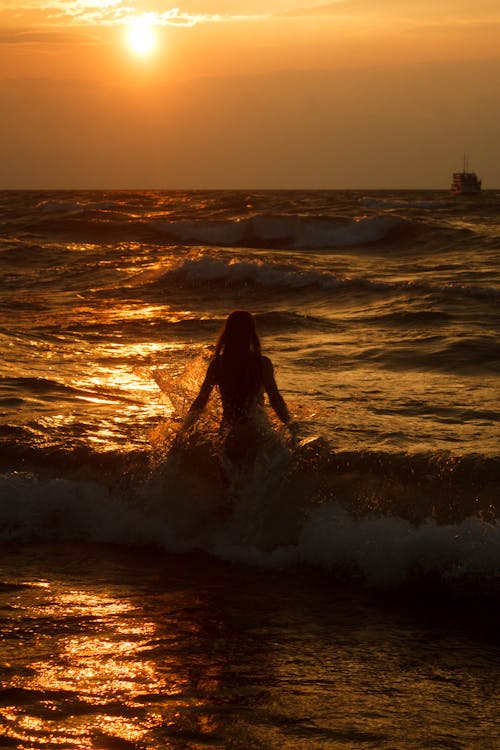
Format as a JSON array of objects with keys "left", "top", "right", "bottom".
[{"left": 181, "top": 310, "right": 296, "bottom": 461}]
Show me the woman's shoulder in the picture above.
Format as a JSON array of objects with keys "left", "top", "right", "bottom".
[
  {"left": 206, "top": 355, "right": 222, "bottom": 378},
  {"left": 260, "top": 355, "right": 274, "bottom": 373}
]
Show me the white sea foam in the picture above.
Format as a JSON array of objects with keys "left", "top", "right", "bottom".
[
  {"left": 291, "top": 215, "right": 401, "bottom": 248},
  {"left": 177, "top": 256, "right": 325, "bottom": 289},
  {"left": 1, "top": 471, "right": 498, "bottom": 587},
  {"left": 164, "top": 255, "right": 500, "bottom": 300},
  {"left": 298, "top": 503, "right": 500, "bottom": 586},
  {"left": 153, "top": 214, "right": 405, "bottom": 249}
]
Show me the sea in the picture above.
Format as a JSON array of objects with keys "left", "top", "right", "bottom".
[{"left": 0, "top": 189, "right": 499, "bottom": 749}]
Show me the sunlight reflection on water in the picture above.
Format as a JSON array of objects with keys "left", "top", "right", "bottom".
[{"left": 1, "top": 547, "right": 498, "bottom": 749}]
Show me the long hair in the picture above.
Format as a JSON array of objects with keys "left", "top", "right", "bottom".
[
  {"left": 214, "top": 310, "right": 261, "bottom": 360},
  {"left": 213, "top": 311, "right": 263, "bottom": 412}
]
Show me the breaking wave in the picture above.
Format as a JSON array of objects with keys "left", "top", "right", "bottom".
[
  {"left": 22, "top": 208, "right": 412, "bottom": 250},
  {"left": 1, "top": 440, "right": 498, "bottom": 588},
  {"left": 149, "top": 256, "right": 500, "bottom": 301},
  {"left": 152, "top": 214, "right": 409, "bottom": 249}
]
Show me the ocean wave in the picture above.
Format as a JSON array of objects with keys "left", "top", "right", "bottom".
[
  {"left": 1, "top": 438, "right": 497, "bottom": 552},
  {"left": 151, "top": 255, "right": 500, "bottom": 302},
  {"left": 0, "top": 448, "right": 498, "bottom": 588},
  {"left": 36, "top": 199, "right": 124, "bottom": 214},
  {"left": 150, "top": 255, "right": 340, "bottom": 291},
  {"left": 359, "top": 197, "right": 452, "bottom": 210},
  {"left": 298, "top": 504, "right": 499, "bottom": 586},
  {"left": 357, "top": 334, "right": 500, "bottom": 373},
  {"left": 1, "top": 440, "right": 496, "bottom": 511},
  {"left": 0, "top": 376, "right": 143, "bottom": 407},
  {"left": 159, "top": 256, "right": 329, "bottom": 290},
  {"left": 19, "top": 209, "right": 412, "bottom": 250},
  {"left": 360, "top": 310, "right": 454, "bottom": 325},
  {"left": 1, "top": 376, "right": 77, "bottom": 395},
  {"left": 151, "top": 213, "right": 410, "bottom": 249},
  {"left": 426, "top": 337, "right": 500, "bottom": 371},
  {"left": 157, "top": 209, "right": 498, "bottom": 252}
]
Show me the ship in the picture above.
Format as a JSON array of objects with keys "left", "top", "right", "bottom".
[{"left": 450, "top": 156, "right": 482, "bottom": 195}]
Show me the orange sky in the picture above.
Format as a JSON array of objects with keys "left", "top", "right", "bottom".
[{"left": 1, "top": 1, "right": 499, "bottom": 188}]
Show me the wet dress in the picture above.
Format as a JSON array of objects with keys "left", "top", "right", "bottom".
[{"left": 190, "top": 353, "right": 290, "bottom": 426}]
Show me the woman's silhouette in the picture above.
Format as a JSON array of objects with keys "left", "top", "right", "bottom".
[{"left": 181, "top": 310, "right": 296, "bottom": 462}]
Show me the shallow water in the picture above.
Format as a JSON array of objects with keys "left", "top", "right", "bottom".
[
  {"left": 1, "top": 189, "right": 499, "bottom": 457},
  {"left": 1, "top": 545, "right": 499, "bottom": 750},
  {"left": 0, "top": 189, "right": 499, "bottom": 747}
]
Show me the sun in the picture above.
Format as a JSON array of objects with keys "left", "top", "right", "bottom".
[{"left": 126, "top": 18, "right": 156, "bottom": 56}]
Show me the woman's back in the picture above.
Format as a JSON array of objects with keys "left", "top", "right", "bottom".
[
  {"left": 214, "top": 352, "right": 264, "bottom": 422},
  {"left": 181, "top": 311, "right": 293, "bottom": 448}
]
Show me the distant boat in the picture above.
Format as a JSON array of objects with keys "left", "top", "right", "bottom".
[{"left": 450, "top": 156, "right": 482, "bottom": 195}]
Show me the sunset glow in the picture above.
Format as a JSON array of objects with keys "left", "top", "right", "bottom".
[
  {"left": 126, "top": 18, "right": 156, "bottom": 56},
  {"left": 0, "top": 0, "right": 498, "bottom": 188}
]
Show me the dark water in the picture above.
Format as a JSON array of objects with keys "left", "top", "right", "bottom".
[
  {"left": 1, "top": 546, "right": 499, "bottom": 749},
  {"left": 0, "top": 190, "right": 499, "bottom": 747}
]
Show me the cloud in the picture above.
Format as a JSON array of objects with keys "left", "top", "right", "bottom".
[
  {"left": 0, "top": 1, "right": 267, "bottom": 27},
  {"left": 0, "top": 28, "right": 98, "bottom": 44},
  {"left": 279, "top": 2, "right": 349, "bottom": 17},
  {"left": 279, "top": 0, "right": 500, "bottom": 24}
]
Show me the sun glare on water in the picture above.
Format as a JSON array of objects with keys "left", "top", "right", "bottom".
[{"left": 126, "top": 19, "right": 156, "bottom": 56}]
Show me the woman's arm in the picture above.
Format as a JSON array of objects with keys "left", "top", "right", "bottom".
[
  {"left": 261, "top": 356, "right": 292, "bottom": 425},
  {"left": 181, "top": 358, "right": 218, "bottom": 430}
]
